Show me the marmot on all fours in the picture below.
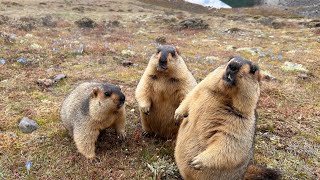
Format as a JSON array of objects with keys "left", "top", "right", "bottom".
[
  {"left": 174, "top": 56, "right": 280, "bottom": 180},
  {"left": 61, "top": 82, "right": 126, "bottom": 159},
  {"left": 135, "top": 45, "right": 197, "bottom": 139}
]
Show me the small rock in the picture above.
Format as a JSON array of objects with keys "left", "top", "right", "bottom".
[
  {"left": 113, "top": 56, "right": 127, "bottom": 62},
  {"left": 53, "top": 74, "right": 67, "bottom": 83},
  {"left": 262, "top": 71, "right": 277, "bottom": 81},
  {"left": 205, "top": 56, "right": 219, "bottom": 63},
  {"left": 40, "top": 15, "right": 57, "bottom": 27},
  {"left": 37, "top": 79, "right": 54, "bottom": 87},
  {"left": 236, "top": 47, "right": 260, "bottom": 56},
  {"left": 25, "top": 34, "right": 33, "bottom": 38},
  {"left": 121, "top": 60, "right": 133, "bottom": 67},
  {"left": 106, "top": 20, "right": 121, "bottom": 28},
  {"left": 303, "top": 20, "right": 320, "bottom": 28},
  {"left": 226, "top": 45, "right": 237, "bottom": 51},
  {"left": 225, "top": 27, "right": 242, "bottom": 33},
  {"left": 155, "top": 36, "right": 166, "bottom": 44},
  {"left": 19, "top": 117, "right": 38, "bottom": 133},
  {"left": 75, "top": 17, "right": 96, "bottom": 28},
  {"left": 17, "top": 58, "right": 28, "bottom": 63},
  {"left": 0, "top": 59, "right": 6, "bottom": 64},
  {"left": 281, "top": 61, "right": 308, "bottom": 72},
  {"left": 121, "top": 50, "right": 136, "bottom": 57},
  {"left": 297, "top": 73, "right": 309, "bottom": 79},
  {"left": 30, "top": 43, "right": 42, "bottom": 49},
  {"left": 0, "top": 15, "right": 9, "bottom": 25}
]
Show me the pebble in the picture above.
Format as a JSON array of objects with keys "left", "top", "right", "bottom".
[
  {"left": 18, "top": 117, "right": 38, "bottom": 133},
  {"left": 17, "top": 58, "right": 28, "bottom": 63},
  {"left": 121, "top": 50, "right": 136, "bottom": 57},
  {"left": 53, "top": 74, "right": 67, "bottom": 83},
  {"left": 0, "top": 59, "right": 6, "bottom": 64}
]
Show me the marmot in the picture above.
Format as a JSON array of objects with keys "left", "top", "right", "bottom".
[
  {"left": 61, "top": 82, "right": 126, "bottom": 159},
  {"left": 174, "top": 56, "right": 280, "bottom": 180},
  {"left": 135, "top": 45, "right": 197, "bottom": 138}
]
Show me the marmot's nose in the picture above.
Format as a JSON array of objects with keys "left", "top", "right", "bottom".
[
  {"left": 118, "top": 95, "right": 125, "bottom": 108},
  {"left": 120, "top": 95, "right": 125, "bottom": 103}
]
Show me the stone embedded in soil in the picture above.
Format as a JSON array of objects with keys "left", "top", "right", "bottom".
[
  {"left": 121, "top": 60, "right": 134, "bottom": 67},
  {"left": 225, "top": 27, "right": 242, "bottom": 33},
  {"left": 176, "top": 18, "right": 209, "bottom": 30},
  {"left": 303, "top": 20, "right": 320, "bottom": 28},
  {"left": 121, "top": 50, "right": 136, "bottom": 57},
  {"left": 75, "top": 17, "right": 96, "bottom": 28},
  {"left": 205, "top": 56, "right": 220, "bottom": 63},
  {"left": 297, "top": 73, "right": 309, "bottom": 79},
  {"left": 0, "top": 15, "right": 9, "bottom": 25},
  {"left": 281, "top": 61, "right": 308, "bottom": 72},
  {"left": 105, "top": 20, "right": 121, "bottom": 28},
  {"left": 40, "top": 15, "right": 57, "bottom": 27},
  {"left": 262, "top": 71, "right": 277, "bottom": 81},
  {"left": 19, "top": 117, "right": 38, "bottom": 133},
  {"left": 155, "top": 36, "right": 166, "bottom": 44},
  {"left": 53, "top": 74, "right": 67, "bottom": 83},
  {"left": 37, "top": 79, "right": 54, "bottom": 87}
]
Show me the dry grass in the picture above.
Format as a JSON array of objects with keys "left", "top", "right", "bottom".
[{"left": 0, "top": 0, "right": 319, "bottom": 179}]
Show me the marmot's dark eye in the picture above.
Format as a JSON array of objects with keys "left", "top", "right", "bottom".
[{"left": 104, "top": 91, "right": 111, "bottom": 97}]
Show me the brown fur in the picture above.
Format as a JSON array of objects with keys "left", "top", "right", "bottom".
[
  {"left": 61, "top": 82, "right": 126, "bottom": 159},
  {"left": 174, "top": 57, "right": 279, "bottom": 180},
  {"left": 135, "top": 45, "right": 197, "bottom": 138}
]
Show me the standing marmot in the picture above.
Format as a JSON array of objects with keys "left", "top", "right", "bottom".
[
  {"left": 61, "top": 82, "right": 126, "bottom": 159},
  {"left": 135, "top": 45, "right": 197, "bottom": 139},
  {"left": 174, "top": 56, "right": 280, "bottom": 180}
]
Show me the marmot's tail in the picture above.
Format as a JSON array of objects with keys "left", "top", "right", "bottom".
[{"left": 244, "top": 164, "right": 281, "bottom": 180}]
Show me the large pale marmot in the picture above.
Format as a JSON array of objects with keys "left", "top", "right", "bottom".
[
  {"left": 174, "top": 56, "right": 280, "bottom": 180},
  {"left": 135, "top": 45, "right": 197, "bottom": 138},
  {"left": 61, "top": 82, "right": 126, "bottom": 159}
]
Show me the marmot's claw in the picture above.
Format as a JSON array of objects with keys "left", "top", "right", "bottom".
[
  {"left": 89, "top": 156, "right": 101, "bottom": 163},
  {"left": 117, "top": 132, "right": 127, "bottom": 141},
  {"left": 175, "top": 118, "right": 181, "bottom": 126},
  {"left": 188, "top": 157, "right": 203, "bottom": 170},
  {"left": 142, "top": 131, "right": 154, "bottom": 137},
  {"left": 141, "top": 106, "right": 150, "bottom": 115}
]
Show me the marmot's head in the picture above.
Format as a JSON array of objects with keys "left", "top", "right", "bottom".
[
  {"left": 153, "top": 45, "right": 180, "bottom": 72},
  {"left": 220, "top": 56, "right": 262, "bottom": 102},
  {"left": 223, "top": 56, "right": 262, "bottom": 87},
  {"left": 89, "top": 83, "right": 125, "bottom": 114}
]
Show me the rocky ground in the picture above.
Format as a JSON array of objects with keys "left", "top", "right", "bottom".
[{"left": 0, "top": 0, "right": 319, "bottom": 179}]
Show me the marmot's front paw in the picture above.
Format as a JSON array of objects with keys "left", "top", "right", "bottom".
[
  {"left": 140, "top": 106, "right": 150, "bottom": 115},
  {"left": 83, "top": 151, "right": 96, "bottom": 159},
  {"left": 188, "top": 156, "right": 204, "bottom": 170}
]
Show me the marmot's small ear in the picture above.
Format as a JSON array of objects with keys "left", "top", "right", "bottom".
[
  {"left": 157, "top": 47, "right": 161, "bottom": 54},
  {"left": 91, "top": 87, "right": 100, "bottom": 98},
  {"left": 175, "top": 46, "right": 180, "bottom": 55}
]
